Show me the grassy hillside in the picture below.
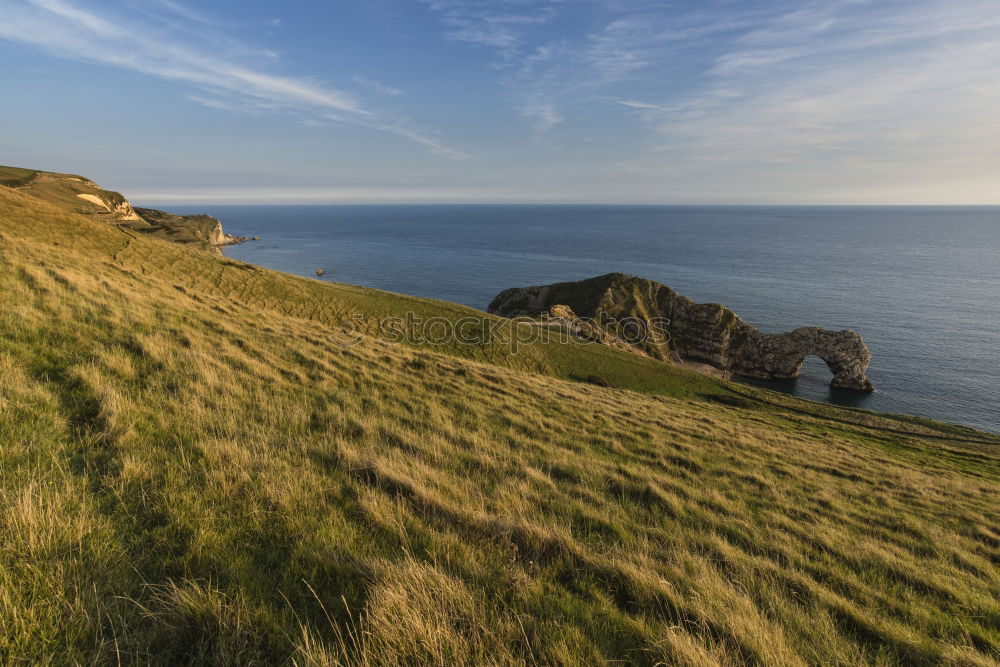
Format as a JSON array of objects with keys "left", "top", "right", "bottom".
[
  {"left": 0, "top": 165, "right": 42, "bottom": 186},
  {"left": 1, "top": 184, "right": 998, "bottom": 665},
  {"left": 0, "top": 165, "right": 140, "bottom": 218}
]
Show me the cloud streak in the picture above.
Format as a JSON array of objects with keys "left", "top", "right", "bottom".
[
  {"left": 420, "top": 0, "right": 557, "bottom": 52},
  {"left": 594, "top": 1, "right": 1000, "bottom": 203},
  {"left": 353, "top": 76, "right": 404, "bottom": 97},
  {"left": 421, "top": 0, "right": 748, "bottom": 133},
  {"left": 420, "top": 0, "right": 1000, "bottom": 201},
  {"left": 0, "top": 0, "right": 463, "bottom": 157}
]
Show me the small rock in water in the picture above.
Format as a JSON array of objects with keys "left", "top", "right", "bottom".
[{"left": 315, "top": 268, "right": 325, "bottom": 276}]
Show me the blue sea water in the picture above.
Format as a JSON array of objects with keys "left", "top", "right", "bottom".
[{"left": 162, "top": 204, "right": 1000, "bottom": 434}]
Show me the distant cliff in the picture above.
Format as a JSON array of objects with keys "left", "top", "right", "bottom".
[
  {"left": 134, "top": 208, "right": 245, "bottom": 250},
  {"left": 488, "top": 272, "right": 875, "bottom": 391},
  {"left": 0, "top": 165, "right": 244, "bottom": 254},
  {"left": 0, "top": 166, "right": 144, "bottom": 221}
]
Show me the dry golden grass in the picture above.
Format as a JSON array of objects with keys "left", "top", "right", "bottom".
[{"left": 1, "top": 186, "right": 998, "bottom": 665}]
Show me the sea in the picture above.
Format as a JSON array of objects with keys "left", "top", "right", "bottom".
[{"left": 161, "top": 204, "right": 1000, "bottom": 434}]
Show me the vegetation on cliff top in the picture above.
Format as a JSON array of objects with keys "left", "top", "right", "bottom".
[
  {"left": 1, "top": 182, "right": 999, "bottom": 665},
  {"left": 0, "top": 165, "right": 235, "bottom": 252}
]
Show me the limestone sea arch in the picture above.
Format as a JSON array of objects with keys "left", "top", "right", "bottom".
[{"left": 488, "top": 272, "right": 875, "bottom": 391}]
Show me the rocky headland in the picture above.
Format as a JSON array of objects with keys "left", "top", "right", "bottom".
[
  {"left": 0, "top": 165, "right": 244, "bottom": 254},
  {"left": 488, "top": 272, "right": 875, "bottom": 391},
  {"left": 135, "top": 207, "right": 247, "bottom": 251}
]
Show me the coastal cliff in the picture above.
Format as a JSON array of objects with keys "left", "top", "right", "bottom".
[
  {"left": 134, "top": 207, "right": 246, "bottom": 251},
  {"left": 0, "top": 165, "right": 244, "bottom": 253},
  {"left": 488, "top": 272, "right": 875, "bottom": 391},
  {"left": 0, "top": 166, "right": 144, "bottom": 221}
]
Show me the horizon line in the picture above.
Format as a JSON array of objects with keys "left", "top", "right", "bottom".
[{"left": 138, "top": 200, "right": 1000, "bottom": 208}]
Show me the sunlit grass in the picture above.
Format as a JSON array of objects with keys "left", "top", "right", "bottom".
[{"left": 1, "top": 186, "right": 998, "bottom": 664}]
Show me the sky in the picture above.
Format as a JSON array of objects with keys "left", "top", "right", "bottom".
[{"left": 1, "top": 0, "right": 999, "bottom": 204}]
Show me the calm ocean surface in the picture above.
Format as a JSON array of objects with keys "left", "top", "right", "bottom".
[{"left": 164, "top": 204, "right": 1000, "bottom": 434}]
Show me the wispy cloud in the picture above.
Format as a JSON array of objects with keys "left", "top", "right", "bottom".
[
  {"left": 421, "top": 0, "right": 572, "bottom": 129},
  {"left": 0, "top": 0, "right": 463, "bottom": 157},
  {"left": 420, "top": 0, "right": 557, "bottom": 52},
  {"left": 420, "top": 0, "right": 745, "bottom": 133},
  {"left": 353, "top": 75, "right": 404, "bottom": 97},
  {"left": 519, "top": 99, "right": 564, "bottom": 133},
  {"left": 616, "top": 100, "right": 666, "bottom": 111},
  {"left": 5, "top": 0, "right": 999, "bottom": 202},
  {"left": 421, "top": 0, "right": 1000, "bottom": 200},
  {"left": 328, "top": 114, "right": 467, "bottom": 160},
  {"left": 151, "top": 0, "right": 219, "bottom": 27},
  {"left": 609, "top": 0, "right": 1000, "bottom": 202}
]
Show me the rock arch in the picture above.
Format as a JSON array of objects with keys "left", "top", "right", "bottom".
[
  {"left": 735, "top": 327, "right": 874, "bottom": 391},
  {"left": 488, "top": 273, "right": 875, "bottom": 392}
]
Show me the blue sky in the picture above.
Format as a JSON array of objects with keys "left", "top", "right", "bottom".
[{"left": 1, "top": 0, "right": 999, "bottom": 204}]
